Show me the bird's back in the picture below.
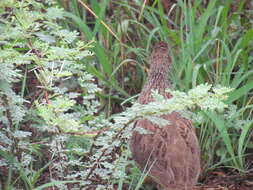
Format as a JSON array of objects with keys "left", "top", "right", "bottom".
[{"left": 131, "top": 112, "right": 200, "bottom": 190}]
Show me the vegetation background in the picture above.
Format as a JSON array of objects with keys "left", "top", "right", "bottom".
[{"left": 0, "top": 0, "right": 252, "bottom": 189}]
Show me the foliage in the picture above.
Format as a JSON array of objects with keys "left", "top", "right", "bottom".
[
  {"left": 0, "top": 0, "right": 253, "bottom": 190},
  {"left": 0, "top": 0, "right": 96, "bottom": 189}
]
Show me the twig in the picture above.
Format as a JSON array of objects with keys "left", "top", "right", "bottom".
[
  {"left": 77, "top": 0, "right": 121, "bottom": 43},
  {"left": 84, "top": 116, "right": 140, "bottom": 181}
]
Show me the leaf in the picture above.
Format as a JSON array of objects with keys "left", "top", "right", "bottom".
[{"left": 226, "top": 80, "right": 253, "bottom": 103}]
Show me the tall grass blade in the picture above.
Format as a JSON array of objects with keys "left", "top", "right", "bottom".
[{"left": 205, "top": 111, "right": 240, "bottom": 170}]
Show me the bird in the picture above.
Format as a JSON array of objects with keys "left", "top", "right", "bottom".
[{"left": 130, "top": 42, "right": 201, "bottom": 190}]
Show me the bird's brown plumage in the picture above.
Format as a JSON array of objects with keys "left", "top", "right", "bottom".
[{"left": 130, "top": 42, "right": 201, "bottom": 190}]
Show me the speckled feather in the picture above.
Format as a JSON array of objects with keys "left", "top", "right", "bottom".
[{"left": 130, "top": 42, "right": 201, "bottom": 190}]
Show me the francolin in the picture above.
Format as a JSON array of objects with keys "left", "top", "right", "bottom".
[{"left": 130, "top": 42, "right": 201, "bottom": 190}]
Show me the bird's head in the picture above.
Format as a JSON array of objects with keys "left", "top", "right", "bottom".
[{"left": 149, "top": 42, "right": 171, "bottom": 75}]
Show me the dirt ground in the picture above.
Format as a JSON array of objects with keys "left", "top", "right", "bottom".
[
  {"left": 139, "top": 171, "right": 253, "bottom": 190},
  {"left": 194, "top": 172, "right": 253, "bottom": 190}
]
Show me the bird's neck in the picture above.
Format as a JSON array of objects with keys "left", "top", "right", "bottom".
[{"left": 137, "top": 71, "right": 172, "bottom": 104}]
